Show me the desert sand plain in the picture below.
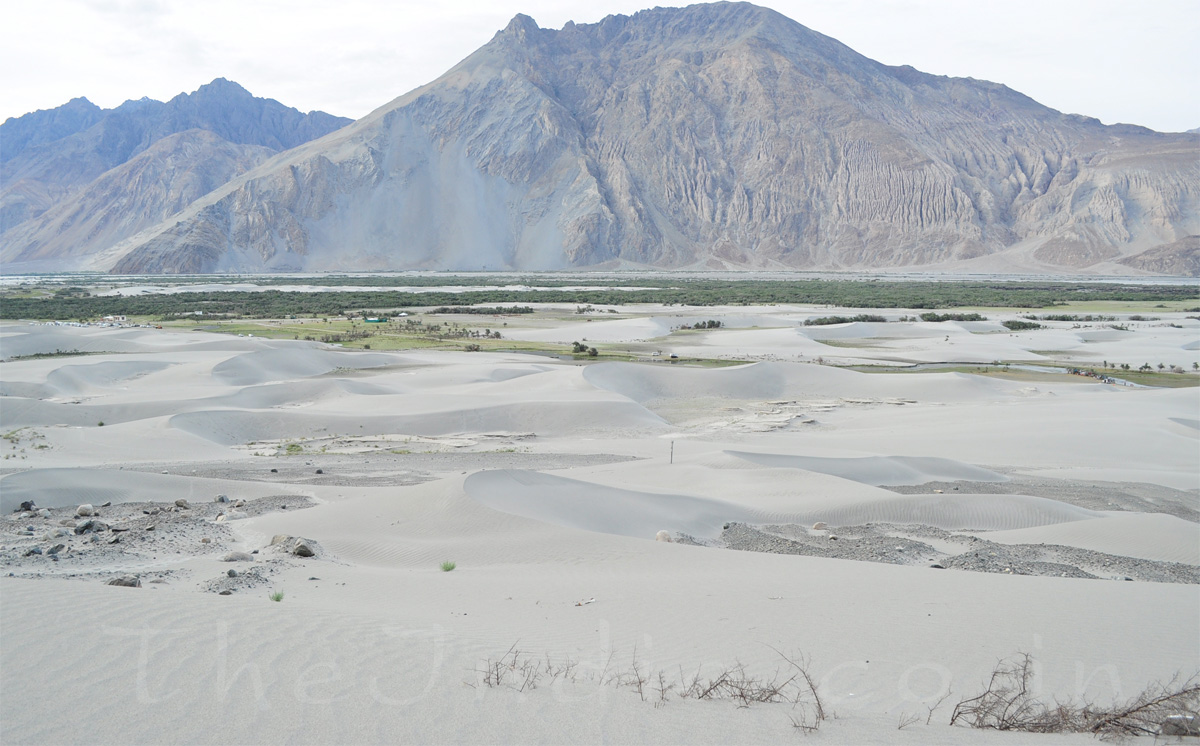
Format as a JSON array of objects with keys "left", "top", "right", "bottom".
[{"left": 1, "top": 299, "right": 1198, "bottom": 744}]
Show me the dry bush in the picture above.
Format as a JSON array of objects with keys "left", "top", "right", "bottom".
[
  {"left": 472, "top": 643, "right": 579, "bottom": 693},
  {"left": 950, "top": 652, "right": 1200, "bottom": 739},
  {"left": 472, "top": 644, "right": 826, "bottom": 730}
]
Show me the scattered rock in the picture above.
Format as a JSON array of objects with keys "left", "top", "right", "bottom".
[
  {"left": 271, "top": 535, "right": 293, "bottom": 546},
  {"left": 17, "top": 500, "right": 36, "bottom": 512},
  {"left": 270, "top": 468, "right": 278, "bottom": 473},
  {"left": 812, "top": 522, "right": 828, "bottom": 530},
  {"left": 315, "top": 469, "right": 323, "bottom": 474},
  {"left": 219, "top": 590, "right": 233, "bottom": 595},
  {"left": 145, "top": 524, "right": 155, "bottom": 531},
  {"left": 175, "top": 499, "right": 190, "bottom": 509},
  {"left": 293, "top": 542, "right": 315, "bottom": 558},
  {"left": 106, "top": 576, "right": 141, "bottom": 588},
  {"left": 222, "top": 552, "right": 254, "bottom": 562},
  {"left": 100, "top": 501, "right": 112, "bottom": 507},
  {"left": 74, "top": 519, "right": 110, "bottom": 534},
  {"left": 23, "top": 547, "right": 42, "bottom": 556},
  {"left": 227, "top": 569, "right": 238, "bottom": 578},
  {"left": 655, "top": 530, "right": 673, "bottom": 543},
  {"left": 37, "top": 509, "right": 50, "bottom": 518},
  {"left": 215, "top": 494, "right": 229, "bottom": 503},
  {"left": 47, "top": 544, "right": 66, "bottom": 555},
  {"left": 107, "top": 536, "right": 120, "bottom": 544},
  {"left": 76, "top": 504, "right": 94, "bottom": 517},
  {"left": 930, "top": 563, "right": 946, "bottom": 569},
  {"left": 200, "top": 538, "right": 211, "bottom": 544}
]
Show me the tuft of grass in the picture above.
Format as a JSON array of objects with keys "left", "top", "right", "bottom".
[
  {"left": 440, "top": 561, "right": 457, "bottom": 572},
  {"left": 269, "top": 591, "right": 284, "bottom": 602}
]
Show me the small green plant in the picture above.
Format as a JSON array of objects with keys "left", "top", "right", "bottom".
[
  {"left": 285, "top": 443, "right": 303, "bottom": 455},
  {"left": 440, "top": 561, "right": 457, "bottom": 572},
  {"left": 269, "top": 591, "right": 284, "bottom": 602},
  {"left": 97, "top": 421, "right": 105, "bottom": 427}
]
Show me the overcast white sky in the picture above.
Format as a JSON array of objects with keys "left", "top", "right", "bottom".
[{"left": 2, "top": 0, "right": 1197, "bottom": 132}]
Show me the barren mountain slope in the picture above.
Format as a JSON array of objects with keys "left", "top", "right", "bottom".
[
  {"left": 0, "top": 130, "right": 275, "bottom": 270},
  {"left": 65, "top": 4, "right": 1200, "bottom": 273},
  {"left": 0, "top": 79, "right": 351, "bottom": 242}
]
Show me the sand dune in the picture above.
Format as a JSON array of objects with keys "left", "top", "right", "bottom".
[
  {"left": 1, "top": 311, "right": 1197, "bottom": 746},
  {"left": 583, "top": 359, "right": 1025, "bottom": 405},
  {"left": 43, "top": 360, "right": 175, "bottom": 394},
  {"left": 793, "top": 493, "right": 1102, "bottom": 531},
  {"left": 465, "top": 469, "right": 769, "bottom": 539},
  {"left": 0, "top": 467, "right": 297, "bottom": 512},
  {"left": 169, "top": 399, "right": 666, "bottom": 445},
  {"left": 727, "top": 450, "right": 1008, "bottom": 486},
  {"left": 982, "top": 513, "right": 1200, "bottom": 565},
  {"left": 464, "top": 469, "right": 1101, "bottom": 536},
  {"left": 211, "top": 347, "right": 400, "bottom": 385}
]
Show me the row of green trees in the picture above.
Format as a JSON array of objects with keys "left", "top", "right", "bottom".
[{"left": 2, "top": 279, "right": 1195, "bottom": 321}]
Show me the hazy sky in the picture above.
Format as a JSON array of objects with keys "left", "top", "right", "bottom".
[{"left": 2, "top": 0, "right": 1197, "bottom": 132}]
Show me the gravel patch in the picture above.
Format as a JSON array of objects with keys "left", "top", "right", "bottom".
[
  {"left": 0, "top": 494, "right": 316, "bottom": 590},
  {"left": 714, "top": 522, "right": 1199, "bottom": 584},
  {"left": 117, "top": 452, "right": 638, "bottom": 487},
  {"left": 882, "top": 475, "right": 1200, "bottom": 523}
]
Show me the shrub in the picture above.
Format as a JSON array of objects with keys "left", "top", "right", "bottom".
[
  {"left": 1002, "top": 320, "right": 1042, "bottom": 331},
  {"left": 921, "top": 312, "right": 987, "bottom": 322},
  {"left": 804, "top": 314, "right": 887, "bottom": 326},
  {"left": 269, "top": 591, "right": 284, "bottom": 602},
  {"left": 950, "top": 653, "right": 1199, "bottom": 737},
  {"left": 440, "top": 561, "right": 456, "bottom": 572}
]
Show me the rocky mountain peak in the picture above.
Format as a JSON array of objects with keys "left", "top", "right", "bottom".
[
  {"left": 1, "top": 96, "right": 104, "bottom": 162},
  {"left": 174, "top": 78, "right": 254, "bottom": 105}
]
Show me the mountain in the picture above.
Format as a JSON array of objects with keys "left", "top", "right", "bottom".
[
  {"left": 0, "top": 97, "right": 105, "bottom": 162},
  {"left": 15, "top": 3, "right": 1200, "bottom": 274},
  {"left": 1, "top": 130, "right": 274, "bottom": 269},
  {"left": 0, "top": 80, "right": 351, "bottom": 267}
]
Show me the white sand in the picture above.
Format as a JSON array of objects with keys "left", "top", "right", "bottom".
[{"left": 1, "top": 310, "right": 1197, "bottom": 745}]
